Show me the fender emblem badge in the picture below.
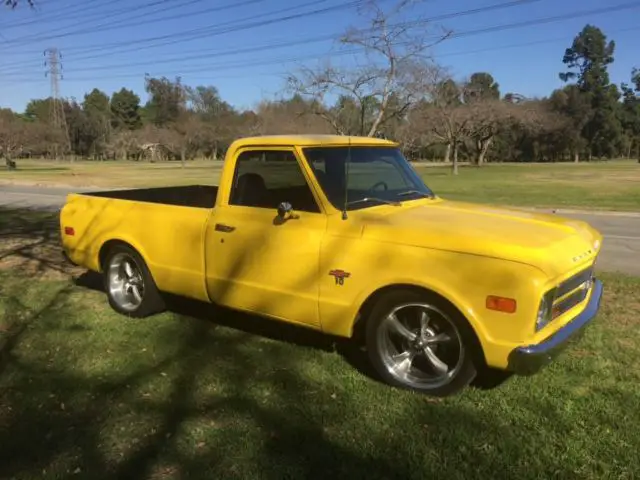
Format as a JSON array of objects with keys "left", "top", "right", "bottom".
[{"left": 329, "top": 269, "right": 351, "bottom": 286}]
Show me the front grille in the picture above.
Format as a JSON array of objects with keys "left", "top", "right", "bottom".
[
  {"left": 555, "top": 265, "right": 594, "bottom": 298},
  {"left": 549, "top": 265, "right": 595, "bottom": 320},
  {"left": 552, "top": 284, "right": 590, "bottom": 318}
]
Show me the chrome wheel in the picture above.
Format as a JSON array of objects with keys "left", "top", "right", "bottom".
[
  {"left": 377, "top": 302, "right": 465, "bottom": 389},
  {"left": 107, "top": 252, "right": 145, "bottom": 312}
]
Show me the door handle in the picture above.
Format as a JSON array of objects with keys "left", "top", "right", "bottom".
[{"left": 215, "top": 223, "right": 236, "bottom": 233}]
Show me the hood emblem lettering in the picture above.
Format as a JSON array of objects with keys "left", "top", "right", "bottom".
[{"left": 572, "top": 249, "right": 593, "bottom": 263}]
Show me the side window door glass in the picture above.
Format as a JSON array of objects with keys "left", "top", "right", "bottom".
[{"left": 229, "top": 149, "right": 320, "bottom": 213}]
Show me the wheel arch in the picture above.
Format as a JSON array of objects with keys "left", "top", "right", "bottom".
[
  {"left": 98, "top": 238, "right": 148, "bottom": 272},
  {"left": 98, "top": 238, "right": 166, "bottom": 318},
  {"left": 351, "top": 282, "right": 488, "bottom": 367}
]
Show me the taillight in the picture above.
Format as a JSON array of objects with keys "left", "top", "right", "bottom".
[{"left": 64, "top": 226, "right": 75, "bottom": 236}]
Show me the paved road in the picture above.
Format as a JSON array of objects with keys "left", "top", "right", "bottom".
[
  {"left": 0, "top": 184, "right": 97, "bottom": 210},
  {"left": 2, "top": 184, "right": 639, "bottom": 276},
  {"left": 554, "top": 212, "right": 640, "bottom": 276}
]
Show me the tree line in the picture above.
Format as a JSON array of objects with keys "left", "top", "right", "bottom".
[{"left": 1, "top": 1, "right": 639, "bottom": 173}]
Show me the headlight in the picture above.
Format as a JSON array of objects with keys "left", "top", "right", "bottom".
[{"left": 535, "top": 294, "right": 552, "bottom": 331}]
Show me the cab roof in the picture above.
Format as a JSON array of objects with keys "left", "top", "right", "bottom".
[{"left": 230, "top": 134, "right": 398, "bottom": 148}]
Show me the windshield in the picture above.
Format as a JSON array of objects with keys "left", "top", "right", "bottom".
[{"left": 301, "top": 145, "right": 434, "bottom": 211}]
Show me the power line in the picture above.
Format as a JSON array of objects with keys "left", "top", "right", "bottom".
[
  {"left": 1, "top": 68, "right": 291, "bottom": 83},
  {"left": 5, "top": 0, "right": 212, "bottom": 43},
  {"left": 2, "top": 48, "right": 363, "bottom": 83},
  {"left": 0, "top": 0, "right": 538, "bottom": 73},
  {"left": 3, "top": 0, "right": 345, "bottom": 46},
  {"left": 448, "top": 1, "right": 640, "bottom": 39},
  {"left": 10, "top": 0, "right": 251, "bottom": 46},
  {"left": 0, "top": 0, "right": 112, "bottom": 30},
  {"left": 2, "top": 1, "right": 638, "bottom": 84},
  {"left": 0, "top": 33, "right": 340, "bottom": 74},
  {"left": 0, "top": 0, "right": 358, "bottom": 72},
  {"left": 2, "top": 0, "right": 527, "bottom": 59},
  {"left": 436, "top": 25, "right": 640, "bottom": 58},
  {"left": 4, "top": 0, "right": 635, "bottom": 79},
  {"left": 67, "top": 0, "right": 542, "bottom": 63},
  {"left": 4, "top": 16, "right": 637, "bottom": 87}
]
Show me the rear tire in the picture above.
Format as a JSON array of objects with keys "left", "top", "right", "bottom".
[
  {"left": 103, "top": 244, "right": 165, "bottom": 318},
  {"left": 365, "top": 290, "right": 478, "bottom": 397}
]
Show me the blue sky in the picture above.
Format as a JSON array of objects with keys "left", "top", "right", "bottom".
[{"left": 0, "top": 0, "right": 638, "bottom": 113}]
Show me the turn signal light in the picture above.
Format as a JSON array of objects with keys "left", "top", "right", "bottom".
[
  {"left": 64, "top": 226, "right": 75, "bottom": 236},
  {"left": 486, "top": 296, "right": 517, "bottom": 313}
]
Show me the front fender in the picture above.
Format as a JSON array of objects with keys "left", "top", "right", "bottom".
[{"left": 321, "top": 242, "right": 549, "bottom": 368}]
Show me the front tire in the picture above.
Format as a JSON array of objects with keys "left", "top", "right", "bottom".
[
  {"left": 365, "top": 290, "right": 478, "bottom": 397},
  {"left": 103, "top": 244, "right": 165, "bottom": 318}
]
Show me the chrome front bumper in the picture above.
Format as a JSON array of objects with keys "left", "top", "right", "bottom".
[{"left": 507, "top": 278, "right": 604, "bottom": 375}]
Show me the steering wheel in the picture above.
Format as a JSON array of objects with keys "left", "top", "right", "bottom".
[{"left": 369, "top": 181, "right": 389, "bottom": 192}]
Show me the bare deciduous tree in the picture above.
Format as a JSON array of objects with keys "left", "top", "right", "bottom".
[
  {"left": 0, "top": 110, "right": 26, "bottom": 168},
  {"left": 288, "top": 0, "right": 451, "bottom": 137},
  {"left": 255, "top": 96, "right": 332, "bottom": 135},
  {"left": 414, "top": 67, "right": 471, "bottom": 174},
  {"left": 4, "top": 0, "right": 35, "bottom": 7}
]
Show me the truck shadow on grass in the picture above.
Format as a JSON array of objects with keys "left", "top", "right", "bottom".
[
  {"left": 74, "top": 269, "right": 512, "bottom": 392},
  {"left": 74, "top": 269, "right": 381, "bottom": 384}
]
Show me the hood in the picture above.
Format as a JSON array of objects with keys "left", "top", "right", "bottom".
[{"left": 360, "top": 199, "right": 602, "bottom": 277}]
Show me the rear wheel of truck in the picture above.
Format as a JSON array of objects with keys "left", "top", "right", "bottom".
[
  {"left": 103, "top": 244, "right": 165, "bottom": 318},
  {"left": 365, "top": 290, "right": 479, "bottom": 397}
]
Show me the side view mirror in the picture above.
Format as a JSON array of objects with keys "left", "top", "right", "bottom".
[{"left": 276, "top": 201, "right": 299, "bottom": 221}]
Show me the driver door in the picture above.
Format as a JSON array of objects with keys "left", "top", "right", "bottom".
[{"left": 204, "top": 147, "right": 327, "bottom": 328}]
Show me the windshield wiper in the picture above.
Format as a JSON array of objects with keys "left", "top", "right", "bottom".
[
  {"left": 346, "top": 197, "right": 401, "bottom": 207},
  {"left": 396, "top": 190, "right": 435, "bottom": 199}
]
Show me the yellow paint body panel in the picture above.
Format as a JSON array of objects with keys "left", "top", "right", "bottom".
[
  {"left": 61, "top": 193, "right": 212, "bottom": 302},
  {"left": 60, "top": 134, "right": 603, "bottom": 371}
]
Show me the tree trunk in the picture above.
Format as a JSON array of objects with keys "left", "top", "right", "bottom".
[
  {"left": 475, "top": 137, "right": 492, "bottom": 166},
  {"left": 444, "top": 143, "right": 451, "bottom": 163},
  {"left": 5, "top": 157, "right": 17, "bottom": 170},
  {"left": 452, "top": 142, "right": 459, "bottom": 175},
  {"left": 573, "top": 151, "right": 579, "bottom": 163},
  {"left": 181, "top": 148, "right": 186, "bottom": 168}
]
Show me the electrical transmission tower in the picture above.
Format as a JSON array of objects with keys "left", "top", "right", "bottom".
[{"left": 44, "top": 47, "right": 70, "bottom": 159}]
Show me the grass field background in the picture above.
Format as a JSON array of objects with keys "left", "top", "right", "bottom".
[{"left": 2, "top": 158, "right": 639, "bottom": 210}]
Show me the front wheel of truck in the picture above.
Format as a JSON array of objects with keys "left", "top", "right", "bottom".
[
  {"left": 365, "top": 290, "right": 479, "bottom": 397},
  {"left": 103, "top": 244, "right": 165, "bottom": 318}
]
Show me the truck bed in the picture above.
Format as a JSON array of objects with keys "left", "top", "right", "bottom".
[{"left": 85, "top": 185, "right": 218, "bottom": 209}]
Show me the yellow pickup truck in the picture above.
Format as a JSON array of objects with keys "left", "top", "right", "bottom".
[{"left": 60, "top": 134, "right": 604, "bottom": 397}]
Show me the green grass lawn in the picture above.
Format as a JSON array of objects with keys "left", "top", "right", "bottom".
[
  {"left": 1, "top": 208, "right": 640, "bottom": 479},
  {"left": 423, "top": 161, "right": 640, "bottom": 211},
  {"left": 1, "top": 158, "right": 639, "bottom": 211}
]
